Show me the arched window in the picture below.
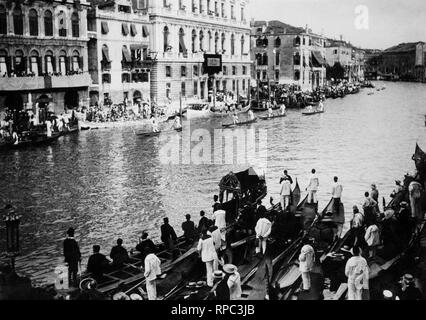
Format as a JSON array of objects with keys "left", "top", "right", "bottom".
[
  {"left": 163, "top": 26, "right": 170, "bottom": 52},
  {"left": 191, "top": 29, "right": 197, "bottom": 53},
  {"left": 214, "top": 32, "right": 219, "bottom": 53},
  {"left": 71, "top": 12, "right": 79, "bottom": 37},
  {"left": 0, "top": 49, "right": 8, "bottom": 76},
  {"left": 230, "top": 34, "right": 235, "bottom": 55},
  {"left": 29, "top": 9, "right": 38, "bottom": 36},
  {"left": 293, "top": 52, "right": 300, "bottom": 65},
  {"left": 30, "top": 50, "right": 40, "bottom": 76},
  {"left": 275, "top": 37, "right": 281, "bottom": 47},
  {"left": 262, "top": 37, "right": 268, "bottom": 47},
  {"left": 294, "top": 70, "right": 300, "bottom": 81},
  {"left": 13, "top": 6, "right": 23, "bottom": 35},
  {"left": 256, "top": 37, "right": 263, "bottom": 47},
  {"left": 14, "top": 50, "right": 25, "bottom": 76},
  {"left": 262, "top": 52, "right": 268, "bottom": 65},
  {"left": 58, "top": 11, "right": 66, "bottom": 37},
  {"left": 240, "top": 35, "right": 245, "bottom": 55},
  {"left": 45, "top": 50, "right": 55, "bottom": 74},
  {"left": 221, "top": 33, "right": 225, "bottom": 52},
  {"left": 0, "top": 5, "right": 7, "bottom": 35},
  {"left": 72, "top": 50, "right": 81, "bottom": 71},
  {"left": 199, "top": 30, "right": 204, "bottom": 52},
  {"left": 44, "top": 10, "right": 53, "bottom": 36},
  {"left": 294, "top": 36, "right": 300, "bottom": 46},
  {"left": 179, "top": 28, "right": 186, "bottom": 53},
  {"left": 59, "top": 50, "right": 67, "bottom": 74},
  {"left": 208, "top": 31, "right": 212, "bottom": 52}
]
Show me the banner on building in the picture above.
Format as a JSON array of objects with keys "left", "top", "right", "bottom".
[{"left": 203, "top": 54, "right": 222, "bottom": 76}]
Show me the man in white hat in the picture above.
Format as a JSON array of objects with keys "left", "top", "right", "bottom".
[
  {"left": 254, "top": 213, "right": 272, "bottom": 256},
  {"left": 223, "top": 264, "right": 242, "bottom": 300},
  {"left": 144, "top": 247, "right": 162, "bottom": 300},
  {"left": 345, "top": 246, "right": 369, "bottom": 300},
  {"left": 298, "top": 239, "right": 315, "bottom": 292}
]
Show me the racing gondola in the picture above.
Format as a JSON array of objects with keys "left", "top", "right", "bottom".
[{"left": 222, "top": 118, "right": 257, "bottom": 128}]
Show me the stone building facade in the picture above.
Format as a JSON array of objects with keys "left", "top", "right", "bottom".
[
  {"left": 325, "top": 39, "right": 365, "bottom": 82},
  {"left": 87, "top": 0, "right": 151, "bottom": 106},
  {"left": 0, "top": 0, "right": 91, "bottom": 119},
  {"left": 251, "top": 20, "right": 327, "bottom": 92},
  {"left": 376, "top": 42, "right": 426, "bottom": 82},
  {"left": 138, "top": 0, "right": 251, "bottom": 106}
]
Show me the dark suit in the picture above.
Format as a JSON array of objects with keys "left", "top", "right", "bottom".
[
  {"left": 63, "top": 237, "right": 81, "bottom": 286},
  {"left": 87, "top": 253, "right": 110, "bottom": 281}
]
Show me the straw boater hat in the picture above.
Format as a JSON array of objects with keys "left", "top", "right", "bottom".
[
  {"left": 341, "top": 245, "right": 351, "bottom": 253},
  {"left": 79, "top": 278, "right": 97, "bottom": 291},
  {"left": 113, "top": 292, "right": 131, "bottom": 300},
  {"left": 213, "top": 270, "right": 224, "bottom": 280},
  {"left": 395, "top": 180, "right": 402, "bottom": 185},
  {"left": 400, "top": 201, "right": 408, "bottom": 207},
  {"left": 223, "top": 264, "right": 238, "bottom": 275},
  {"left": 130, "top": 293, "right": 143, "bottom": 300}
]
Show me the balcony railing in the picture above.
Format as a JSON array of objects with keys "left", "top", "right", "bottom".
[{"left": 0, "top": 73, "right": 92, "bottom": 91}]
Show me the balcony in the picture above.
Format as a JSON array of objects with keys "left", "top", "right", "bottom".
[{"left": 0, "top": 73, "right": 92, "bottom": 91}]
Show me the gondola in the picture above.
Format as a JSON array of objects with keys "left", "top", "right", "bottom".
[
  {"left": 259, "top": 196, "right": 345, "bottom": 300},
  {"left": 136, "top": 127, "right": 182, "bottom": 137},
  {"left": 163, "top": 181, "right": 303, "bottom": 301},
  {"left": 302, "top": 110, "right": 324, "bottom": 116},
  {"left": 222, "top": 118, "right": 257, "bottom": 128},
  {"left": 0, "top": 132, "right": 62, "bottom": 151},
  {"left": 67, "top": 235, "right": 200, "bottom": 300},
  {"left": 259, "top": 113, "right": 287, "bottom": 120},
  {"left": 412, "top": 143, "right": 426, "bottom": 173}
]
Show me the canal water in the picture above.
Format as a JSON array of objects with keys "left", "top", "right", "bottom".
[{"left": 1, "top": 81, "right": 426, "bottom": 286}]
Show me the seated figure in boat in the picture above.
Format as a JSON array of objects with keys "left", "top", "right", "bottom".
[
  {"left": 151, "top": 116, "right": 159, "bottom": 132},
  {"left": 232, "top": 112, "right": 239, "bottom": 124},
  {"left": 12, "top": 131, "right": 19, "bottom": 145},
  {"left": 87, "top": 245, "right": 111, "bottom": 282},
  {"left": 110, "top": 238, "right": 129, "bottom": 268},
  {"left": 173, "top": 115, "right": 182, "bottom": 129},
  {"left": 306, "top": 105, "right": 314, "bottom": 113},
  {"left": 248, "top": 109, "right": 255, "bottom": 121},
  {"left": 136, "top": 231, "right": 156, "bottom": 260}
]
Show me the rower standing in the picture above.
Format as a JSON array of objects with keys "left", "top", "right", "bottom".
[
  {"left": 173, "top": 115, "right": 182, "bottom": 129},
  {"left": 306, "top": 169, "right": 319, "bottom": 204},
  {"left": 232, "top": 112, "right": 239, "bottom": 125},
  {"left": 151, "top": 116, "right": 159, "bottom": 132},
  {"left": 248, "top": 109, "right": 255, "bottom": 121},
  {"left": 280, "top": 103, "right": 286, "bottom": 115},
  {"left": 144, "top": 246, "right": 162, "bottom": 300},
  {"left": 331, "top": 176, "right": 343, "bottom": 215},
  {"left": 268, "top": 104, "right": 273, "bottom": 118},
  {"left": 317, "top": 100, "right": 324, "bottom": 112}
]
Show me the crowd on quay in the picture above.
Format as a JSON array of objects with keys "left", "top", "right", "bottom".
[{"left": 1, "top": 69, "right": 84, "bottom": 78}]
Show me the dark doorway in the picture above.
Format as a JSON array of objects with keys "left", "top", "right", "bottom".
[
  {"left": 4, "top": 93, "right": 23, "bottom": 110},
  {"left": 64, "top": 90, "right": 79, "bottom": 109}
]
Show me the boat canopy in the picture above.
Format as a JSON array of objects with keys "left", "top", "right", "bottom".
[{"left": 219, "top": 167, "right": 262, "bottom": 194}]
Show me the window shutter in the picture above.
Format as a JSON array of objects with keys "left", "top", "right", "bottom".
[
  {"left": 79, "top": 56, "right": 83, "bottom": 70},
  {"left": 11, "top": 56, "right": 16, "bottom": 72},
  {"left": 52, "top": 56, "right": 56, "bottom": 72},
  {"left": 38, "top": 56, "right": 43, "bottom": 75},
  {"left": 22, "top": 56, "right": 28, "bottom": 73},
  {"left": 65, "top": 56, "right": 70, "bottom": 73},
  {"left": 5, "top": 56, "right": 11, "bottom": 74}
]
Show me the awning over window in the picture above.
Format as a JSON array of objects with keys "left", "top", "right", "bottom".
[
  {"left": 142, "top": 25, "right": 149, "bottom": 37},
  {"left": 130, "top": 24, "right": 137, "bottom": 36},
  {"left": 122, "top": 23, "right": 129, "bottom": 36},
  {"left": 122, "top": 46, "right": 132, "bottom": 62},
  {"left": 101, "top": 21, "right": 109, "bottom": 34},
  {"left": 102, "top": 46, "right": 110, "bottom": 62},
  {"left": 179, "top": 36, "right": 187, "bottom": 53},
  {"left": 312, "top": 51, "right": 326, "bottom": 67},
  {"left": 130, "top": 44, "right": 144, "bottom": 50}
]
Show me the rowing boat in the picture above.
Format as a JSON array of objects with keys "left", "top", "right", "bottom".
[
  {"left": 222, "top": 118, "right": 257, "bottom": 128},
  {"left": 136, "top": 127, "right": 182, "bottom": 137},
  {"left": 259, "top": 113, "right": 287, "bottom": 120},
  {"left": 0, "top": 133, "right": 62, "bottom": 151},
  {"left": 302, "top": 110, "right": 324, "bottom": 116}
]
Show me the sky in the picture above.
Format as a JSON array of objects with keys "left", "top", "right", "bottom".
[{"left": 248, "top": 0, "right": 426, "bottom": 50}]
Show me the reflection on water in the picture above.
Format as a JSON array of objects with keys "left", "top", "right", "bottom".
[{"left": 1, "top": 81, "right": 426, "bottom": 285}]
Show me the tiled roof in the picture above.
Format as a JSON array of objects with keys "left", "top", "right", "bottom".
[
  {"left": 252, "top": 20, "right": 305, "bottom": 35},
  {"left": 384, "top": 42, "right": 424, "bottom": 53}
]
